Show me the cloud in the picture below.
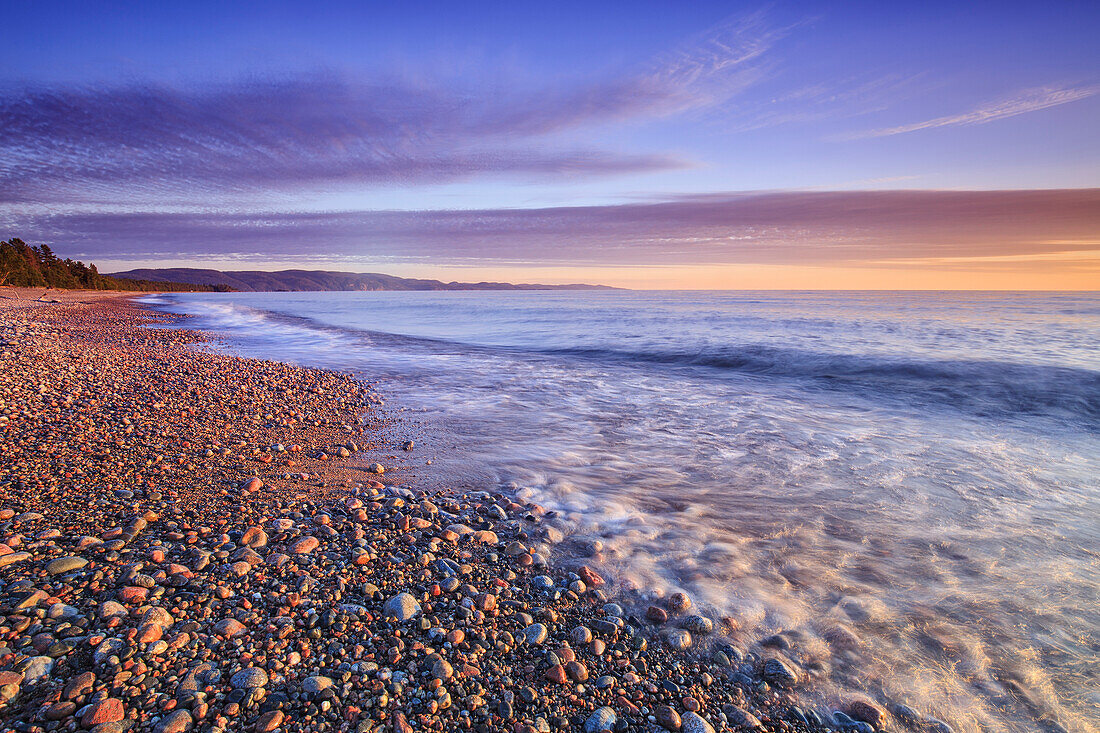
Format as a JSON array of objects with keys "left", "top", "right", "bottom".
[
  {"left": 843, "top": 85, "right": 1098, "bottom": 139},
  {"left": 0, "top": 75, "right": 696, "bottom": 204},
  {"left": 0, "top": 12, "right": 787, "bottom": 205},
  {"left": 7, "top": 189, "right": 1097, "bottom": 269}
]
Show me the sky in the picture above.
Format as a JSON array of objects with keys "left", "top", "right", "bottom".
[{"left": 1, "top": 0, "right": 1098, "bottom": 289}]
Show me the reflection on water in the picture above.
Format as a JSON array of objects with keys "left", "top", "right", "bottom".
[{"left": 147, "top": 291, "right": 1100, "bottom": 733}]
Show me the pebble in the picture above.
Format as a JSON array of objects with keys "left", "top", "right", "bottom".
[
  {"left": 45, "top": 555, "right": 88, "bottom": 574},
  {"left": 668, "top": 592, "right": 692, "bottom": 613},
  {"left": 666, "top": 628, "right": 693, "bottom": 650},
  {"left": 647, "top": 605, "right": 669, "bottom": 624},
  {"left": 523, "top": 622, "right": 549, "bottom": 644},
  {"left": 82, "top": 698, "right": 125, "bottom": 726},
  {"left": 681, "top": 614, "right": 714, "bottom": 634},
  {"left": 383, "top": 593, "right": 422, "bottom": 621},
  {"left": 680, "top": 711, "right": 716, "bottom": 733},
  {"left": 21, "top": 656, "right": 54, "bottom": 683},
  {"left": 289, "top": 535, "right": 319, "bottom": 553},
  {"left": 229, "top": 667, "right": 268, "bottom": 689},
  {"left": 302, "top": 675, "right": 334, "bottom": 695},
  {"left": 722, "top": 705, "right": 763, "bottom": 730},
  {"left": 584, "top": 706, "right": 617, "bottom": 732},
  {"left": 254, "top": 711, "right": 284, "bottom": 732},
  {"left": 762, "top": 657, "right": 800, "bottom": 688},
  {"left": 152, "top": 709, "right": 194, "bottom": 733},
  {"left": 655, "top": 704, "right": 681, "bottom": 730},
  {"left": 845, "top": 696, "right": 887, "bottom": 729}
]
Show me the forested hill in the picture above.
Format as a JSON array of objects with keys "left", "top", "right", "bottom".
[
  {"left": 108, "top": 267, "right": 618, "bottom": 292},
  {"left": 0, "top": 239, "right": 227, "bottom": 292}
]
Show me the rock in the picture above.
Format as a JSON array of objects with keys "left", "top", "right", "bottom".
[
  {"left": 760, "top": 634, "right": 790, "bottom": 650},
  {"left": 584, "top": 706, "right": 617, "bottom": 732},
  {"left": 230, "top": 667, "right": 269, "bottom": 689},
  {"left": 393, "top": 712, "right": 414, "bottom": 733},
  {"left": 241, "top": 477, "right": 262, "bottom": 492},
  {"left": 302, "top": 675, "right": 334, "bottom": 695},
  {"left": 97, "top": 600, "right": 127, "bottom": 619},
  {"left": 721, "top": 705, "right": 763, "bottom": 730},
  {"left": 289, "top": 535, "right": 319, "bottom": 554},
  {"left": 578, "top": 566, "right": 604, "bottom": 588},
  {"left": 383, "top": 593, "right": 422, "bottom": 621},
  {"left": 888, "top": 703, "right": 923, "bottom": 727},
  {"left": 565, "top": 660, "right": 589, "bottom": 682},
  {"left": 0, "top": 551, "right": 31, "bottom": 568},
  {"left": 214, "top": 618, "right": 247, "bottom": 637},
  {"left": 153, "top": 709, "right": 194, "bottom": 733},
  {"left": 368, "top": 463, "right": 385, "bottom": 474},
  {"left": 82, "top": 698, "right": 125, "bottom": 726},
  {"left": 668, "top": 592, "right": 692, "bottom": 613},
  {"left": 254, "top": 710, "right": 284, "bottom": 732},
  {"left": 680, "top": 712, "right": 716, "bottom": 733},
  {"left": 21, "top": 656, "right": 54, "bottom": 683},
  {"left": 427, "top": 654, "right": 453, "bottom": 680},
  {"left": 681, "top": 615, "right": 714, "bottom": 634},
  {"left": 117, "top": 585, "right": 149, "bottom": 603},
  {"left": 655, "top": 705, "right": 681, "bottom": 731},
  {"left": 402, "top": 440, "right": 414, "bottom": 450},
  {"left": 592, "top": 619, "right": 620, "bottom": 637},
  {"left": 646, "top": 605, "right": 668, "bottom": 624},
  {"left": 762, "top": 657, "right": 800, "bottom": 688},
  {"left": 93, "top": 638, "right": 125, "bottom": 665},
  {"left": 522, "top": 623, "right": 549, "bottom": 644},
  {"left": 844, "top": 696, "right": 887, "bottom": 729},
  {"left": 142, "top": 606, "right": 175, "bottom": 628},
  {"left": 45, "top": 701, "right": 76, "bottom": 720},
  {"left": 571, "top": 625, "right": 593, "bottom": 644},
  {"left": 64, "top": 671, "right": 96, "bottom": 699},
  {"left": 665, "top": 628, "right": 692, "bottom": 650},
  {"left": 241, "top": 526, "right": 268, "bottom": 548},
  {"left": 46, "top": 555, "right": 88, "bottom": 575},
  {"left": 137, "top": 622, "right": 164, "bottom": 642},
  {"left": 545, "top": 664, "right": 568, "bottom": 684}
]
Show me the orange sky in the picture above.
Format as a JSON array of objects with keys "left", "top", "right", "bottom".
[{"left": 371, "top": 258, "right": 1100, "bottom": 290}]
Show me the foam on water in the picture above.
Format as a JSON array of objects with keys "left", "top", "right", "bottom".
[{"left": 145, "top": 290, "right": 1100, "bottom": 733}]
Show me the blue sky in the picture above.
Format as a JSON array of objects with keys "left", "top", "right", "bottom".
[{"left": 1, "top": 0, "right": 1097, "bottom": 287}]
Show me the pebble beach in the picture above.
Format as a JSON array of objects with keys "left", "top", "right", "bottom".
[{"left": 0, "top": 292, "right": 893, "bottom": 733}]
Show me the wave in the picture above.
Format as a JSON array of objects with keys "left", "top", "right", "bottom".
[
  {"left": 147, "top": 295, "right": 1100, "bottom": 428},
  {"left": 545, "top": 344, "right": 1100, "bottom": 426}
]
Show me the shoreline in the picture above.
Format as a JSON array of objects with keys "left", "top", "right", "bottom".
[{"left": 0, "top": 295, "right": 875, "bottom": 733}]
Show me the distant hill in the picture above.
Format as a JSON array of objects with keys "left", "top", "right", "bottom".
[{"left": 108, "top": 268, "right": 618, "bottom": 292}]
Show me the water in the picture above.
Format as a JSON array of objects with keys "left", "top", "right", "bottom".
[{"left": 145, "top": 290, "right": 1100, "bottom": 733}]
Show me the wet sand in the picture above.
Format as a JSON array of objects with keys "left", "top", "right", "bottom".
[{"left": 0, "top": 295, "right": 880, "bottom": 733}]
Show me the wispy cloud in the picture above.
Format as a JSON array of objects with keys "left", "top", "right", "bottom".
[
  {"left": 645, "top": 10, "right": 793, "bottom": 112},
  {"left": 0, "top": 12, "right": 788, "bottom": 206},
  {"left": 843, "top": 85, "right": 1098, "bottom": 139},
  {"left": 7, "top": 189, "right": 1097, "bottom": 269},
  {"left": 724, "top": 73, "right": 925, "bottom": 133},
  {"left": 0, "top": 75, "right": 693, "bottom": 204}
]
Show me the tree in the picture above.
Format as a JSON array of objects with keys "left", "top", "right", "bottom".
[{"left": 0, "top": 238, "right": 229, "bottom": 292}]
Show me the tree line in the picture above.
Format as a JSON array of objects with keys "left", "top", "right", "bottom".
[{"left": 0, "top": 239, "right": 229, "bottom": 292}]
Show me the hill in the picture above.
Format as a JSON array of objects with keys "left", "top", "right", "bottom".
[{"left": 107, "top": 268, "right": 618, "bottom": 292}]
